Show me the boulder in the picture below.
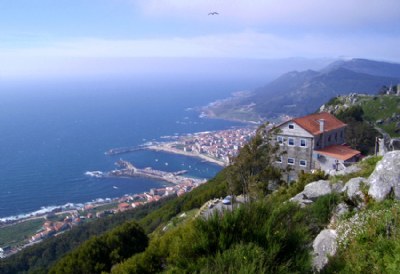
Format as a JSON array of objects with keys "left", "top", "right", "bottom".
[
  {"left": 368, "top": 151, "right": 400, "bottom": 201},
  {"left": 342, "top": 177, "right": 366, "bottom": 206},
  {"left": 333, "top": 164, "right": 361, "bottom": 176},
  {"left": 312, "top": 229, "right": 338, "bottom": 272},
  {"left": 335, "top": 202, "right": 349, "bottom": 218},
  {"left": 290, "top": 180, "right": 340, "bottom": 207},
  {"left": 329, "top": 202, "right": 349, "bottom": 227},
  {"left": 389, "top": 138, "right": 400, "bottom": 150},
  {"left": 302, "top": 180, "right": 333, "bottom": 201},
  {"left": 331, "top": 181, "right": 344, "bottom": 193},
  {"left": 289, "top": 193, "right": 314, "bottom": 208}
]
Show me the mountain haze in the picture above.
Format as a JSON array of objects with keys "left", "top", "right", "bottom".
[{"left": 203, "top": 59, "right": 400, "bottom": 121}]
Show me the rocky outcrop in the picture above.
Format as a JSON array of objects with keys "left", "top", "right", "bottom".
[
  {"left": 368, "top": 151, "right": 400, "bottom": 201},
  {"left": 290, "top": 180, "right": 343, "bottom": 207},
  {"left": 302, "top": 180, "right": 333, "bottom": 199},
  {"left": 334, "top": 202, "right": 349, "bottom": 218},
  {"left": 342, "top": 177, "right": 367, "bottom": 208},
  {"left": 331, "top": 164, "right": 361, "bottom": 176},
  {"left": 389, "top": 138, "right": 400, "bottom": 151},
  {"left": 312, "top": 229, "right": 338, "bottom": 272},
  {"left": 293, "top": 152, "right": 400, "bottom": 272}
]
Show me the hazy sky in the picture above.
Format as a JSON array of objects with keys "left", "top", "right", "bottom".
[{"left": 1, "top": 0, "right": 399, "bottom": 78}]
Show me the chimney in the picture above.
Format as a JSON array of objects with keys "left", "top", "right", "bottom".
[{"left": 318, "top": 119, "right": 325, "bottom": 132}]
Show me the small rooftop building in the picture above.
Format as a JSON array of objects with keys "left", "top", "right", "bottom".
[{"left": 118, "top": 202, "right": 130, "bottom": 212}]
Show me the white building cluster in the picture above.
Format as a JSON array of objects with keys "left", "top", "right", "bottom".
[{"left": 179, "top": 127, "right": 255, "bottom": 163}]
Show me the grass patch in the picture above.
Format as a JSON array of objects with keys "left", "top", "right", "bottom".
[
  {"left": 0, "top": 218, "right": 44, "bottom": 246},
  {"left": 361, "top": 95, "right": 400, "bottom": 137},
  {"left": 324, "top": 201, "right": 400, "bottom": 273},
  {"left": 88, "top": 202, "right": 119, "bottom": 213},
  {"left": 153, "top": 209, "right": 198, "bottom": 235},
  {"left": 362, "top": 95, "right": 400, "bottom": 121}
]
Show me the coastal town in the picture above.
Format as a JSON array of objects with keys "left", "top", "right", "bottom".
[
  {"left": 0, "top": 126, "right": 257, "bottom": 259},
  {"left": 0, "top": 171, "right": 206, "bottom": 258},
  {"left": 146, "top": 126, "right": 257, "bottom": 165}
]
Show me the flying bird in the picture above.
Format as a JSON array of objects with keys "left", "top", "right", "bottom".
[{"left": 208, "top": 12, "right": 219, "bottom": 15}]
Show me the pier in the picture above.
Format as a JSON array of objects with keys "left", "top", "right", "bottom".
[
  {"left": 104, "top": 145, "right": 149, "bottom": 156},
  {"left": 94, "top": 160, "right": 200, "bottom": 185}
]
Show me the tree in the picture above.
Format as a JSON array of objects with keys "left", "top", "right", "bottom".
[
  {"left": 336, "top": 105, "right": 380, "bottom": 154},
  {"left": 228, "top": 123, "right": 283, "bottom": 200}
]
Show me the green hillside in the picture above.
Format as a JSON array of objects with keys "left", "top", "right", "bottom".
[
  {"left": 361, "top": 95, "right": 400, "bottom": 137},
  {"left": 323, "top": 94, "right": 400, "bottom": 138}
]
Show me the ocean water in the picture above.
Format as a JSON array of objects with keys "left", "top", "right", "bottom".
[{"left": 0, "top": 77, "right": 248, "bottom": 219}]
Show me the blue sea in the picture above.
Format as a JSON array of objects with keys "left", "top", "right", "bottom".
[{"left": 0, "top": 77, "right": 250, "bottom": 220}]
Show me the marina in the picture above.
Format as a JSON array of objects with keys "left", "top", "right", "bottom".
[
  {"left": 87, "top": 159, "right": 203, "bottom": 185},
  {"left": 104, "top": 146, "right": 145, "bottom": 156}
]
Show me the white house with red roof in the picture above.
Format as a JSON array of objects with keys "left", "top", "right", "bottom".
[{"left": 273, "top": 112, "right": 361, "bottom": 181}]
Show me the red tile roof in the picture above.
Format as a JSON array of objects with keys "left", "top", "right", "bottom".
[
  {"left": 314, "top": 145, "right": 361, "bottom": 161},
  {"left": 293, "top": 112, "right": 346, "bottom": 135},
  {"left": 118, "top": 202, "right": 130, "bottom": 208}
]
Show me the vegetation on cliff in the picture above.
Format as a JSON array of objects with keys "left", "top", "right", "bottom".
[{"left": 110, "top": 172, "right": 336, "bottom": 273}]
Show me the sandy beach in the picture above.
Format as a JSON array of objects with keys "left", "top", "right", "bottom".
[{"left": 146, "top": 143, "right": 227, "bottom": 167}]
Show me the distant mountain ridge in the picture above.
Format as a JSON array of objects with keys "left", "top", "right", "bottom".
[
  {"left": 203, "top": 58, "right": 400, "bottom": 122},
  {"left": 321, "top": 58, "right": 400, "bottom": 78}
]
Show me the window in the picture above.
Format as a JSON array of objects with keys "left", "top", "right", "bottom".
[
  {"left": 288, "top": 138, "right": 295, "bottom": 146},
  {"left": 288, "top": 124, "right": 295, "bottom": 129},
  {"left": 288, "top": 158, "right": 295, "bottom": 165},
  {"left": 277, "top": 136, "right": 284, "bottom": 145},
  {"left": 299, "top": 160, "right": 307, "bottom": 167},
  {"left": 328, "top": 135, "right": 331, "bottom": 142},
  {"left": 300, "top": 139, "right": 307, "bottom": 147},
  {"left": 276, "top": 156, "right": 282, "bottom": 163}
]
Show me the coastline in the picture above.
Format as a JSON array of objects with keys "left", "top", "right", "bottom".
[
  {"left": 146, "top": 143, "right": 227, "bottom": 167},
  {"left": 0, "top": 141, "right": 227, "bottom": 225},
  {"left": 1, "top": 126, "right": 255, "bottom": 225}
]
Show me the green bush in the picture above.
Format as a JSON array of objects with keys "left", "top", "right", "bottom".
[
  {"left": 112, "top": 191, "right": 340, "bottom": 273},
  {"left": 49, "top": 221, "right": 148, "bottom": 274},
  {"left": 196, "top": 243, "right": 270, "bottom": 274}
]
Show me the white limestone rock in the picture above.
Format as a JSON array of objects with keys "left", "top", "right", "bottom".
[
  {"left": 290, "top": 180, "right": 338, "bottom": 207},
  {"left": 342, "top": 177, "right": 366, "bottom": 206},
  {"left": 289, "top": 193, "right": 314, "bottom": 208},
  {"left": 333, "top": 164, "right": 361, "bottom": 176},
  {"left": 335, "top": 202, "right": 349, "bottom": 218},
  {"left": 331, "top": 181, "right": 344, "bottom": 194},
  {"left": 302, "top": 180, "right": 332, "bottom": 201},
  {"left": 368, "top": 151, "right": 400, "bottom": 201},
  {"left": 312, "top": 229, "right": 338, "bottom": 272},
  {"left": 329, "top": 202, "right": 350, "bottom": 227}
]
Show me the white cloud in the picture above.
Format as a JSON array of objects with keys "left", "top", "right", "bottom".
[{"left": 1, "top": 31, "right": 399, "bottom": 60}]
